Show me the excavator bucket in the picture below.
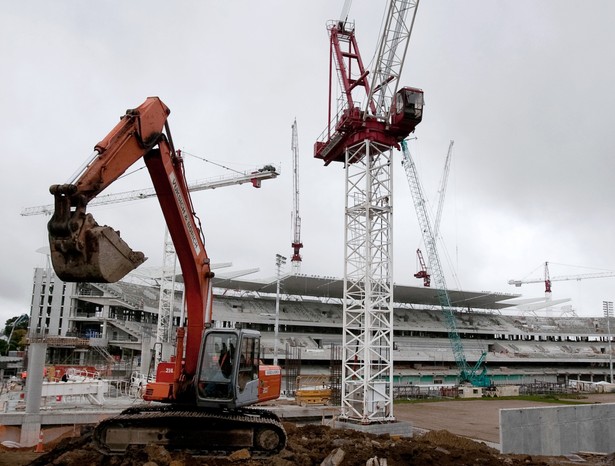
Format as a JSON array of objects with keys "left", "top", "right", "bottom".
[{"left": 49, "top": 214, "right": 146, "bottom": 283}]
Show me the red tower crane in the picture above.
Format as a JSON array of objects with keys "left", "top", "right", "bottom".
[
  {"left": 508, "top": 261, "right": 615, "bottom": 293},
  {"left": 290, "top": 119, "right": 303, "bottom": 273},
  {"left": 314, "top": 0, "right": 423, "bottom": 424},
  {"left": 314, "top": 8, "right": 424, "bottom": 165},
  {"left": 414, "top": 248, "right": 430, "bottom": 286}
]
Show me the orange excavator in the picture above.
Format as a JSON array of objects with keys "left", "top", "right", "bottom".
[{"left": 47, "top": 97, "right": 286, "bottom": 455}]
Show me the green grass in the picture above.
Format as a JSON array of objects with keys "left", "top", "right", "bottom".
[{"left": 394, "top": 393, "right": 589, "bottom": 405}]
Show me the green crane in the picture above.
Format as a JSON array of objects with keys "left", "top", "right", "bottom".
[{"left": 401, "top": 140, "right": 490, "bottom": 386}]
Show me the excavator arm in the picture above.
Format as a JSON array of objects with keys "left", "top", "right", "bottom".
[{"left": 47, "top": 96, "right": 213, "bottom": 386}]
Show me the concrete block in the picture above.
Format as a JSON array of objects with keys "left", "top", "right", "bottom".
[
  {"left": 335, "top": 420, "right": 412, "bottom": 438},
  {"left": 501, "top": 403, "right": 615, "bottom": 456}
]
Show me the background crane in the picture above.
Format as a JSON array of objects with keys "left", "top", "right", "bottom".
[
  {"left": 21, "top": 160, "right": 279, "bottom": 216},
  {"left": 401, "top": 140, "right": 489, "bottom": 386},
  {"left": 290, "top": 119, "right": 303, "bottom": 274},
  {"left": 23, "top": 159, "right": 279, "bottom": 368},
  {"left": 414, "top": 140, "right": 454, "bottom": 286},
  {"left": 509, "top": 261, "right": 615, "bottom": 294},
  {"left": 314, "top": 0, "right": 422, "bottom": 424},
  {"left": 433, "top": 140, "right": 454, "bottom": 238}
]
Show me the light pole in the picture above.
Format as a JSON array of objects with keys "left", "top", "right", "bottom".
[
  {"left": 274, "top": 254, "right": 287, "bottom": 366},
  {"left": 603, "top": 301, "right": 614, "bottom": 383}
]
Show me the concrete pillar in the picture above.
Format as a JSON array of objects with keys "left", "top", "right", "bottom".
[
  {"left": 25, "top": 342, "right": 46, "bottom": 414},
  {"left": 21, "top": 342, "right": 47, "bottom": 447},
  {"left": 140, "top": 334, "right": 152, "bottom": 373}
]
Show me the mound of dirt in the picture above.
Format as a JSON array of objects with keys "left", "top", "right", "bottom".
[{"left": 12, "top": 423, "right": 600, "bottom": 466}]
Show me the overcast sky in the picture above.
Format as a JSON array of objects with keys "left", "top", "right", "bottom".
[{"left": 2, "top": 1, "right": 615, "bottom": 328}]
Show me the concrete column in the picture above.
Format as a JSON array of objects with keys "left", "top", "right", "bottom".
[
  {"left": 140, "top": 334, "right": 152, "bottom": 373},
  {"left": 25, "top": 342, "right": 46, "bottom": 414},
  {"left": 21, "top": 342, "right": 47, "bottom": 447}
]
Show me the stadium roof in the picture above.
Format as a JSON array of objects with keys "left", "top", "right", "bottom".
[{"left": 212, "top": 274, "right": 520, "bottom": 311}]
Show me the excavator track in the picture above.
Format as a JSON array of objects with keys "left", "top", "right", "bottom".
[{"left": 93, "top": 405, "right": 286, "bottom": 457}]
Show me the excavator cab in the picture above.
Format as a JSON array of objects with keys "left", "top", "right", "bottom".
[{"left": 196, "top": 328, "right": 266, "bottom": 409}]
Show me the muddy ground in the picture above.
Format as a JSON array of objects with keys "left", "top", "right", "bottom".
[
  {"left": 1, "top": 423, "right": 602, "bottom": 466},
  {"left": 3, "top": 395, "right": 615, "bottom": 466}
]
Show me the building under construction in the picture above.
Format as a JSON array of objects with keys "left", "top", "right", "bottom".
[{"left": 29, "top": 266, "right": 615, "bottom": 387}]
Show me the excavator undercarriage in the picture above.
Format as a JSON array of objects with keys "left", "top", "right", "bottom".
[{"left": 93, "top": 405, "right": 287, "bottom": 457}]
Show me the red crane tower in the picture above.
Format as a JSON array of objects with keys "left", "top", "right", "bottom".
[
  {"left": 314, "top": 0, "right": 423, "bottom": 424},
  {"left": 290, "top": 119, "right": 303, "bottom": 274}
]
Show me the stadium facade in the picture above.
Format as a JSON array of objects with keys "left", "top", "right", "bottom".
[{"left": 29, "top": 267, "right": 615, "bottom": 385}]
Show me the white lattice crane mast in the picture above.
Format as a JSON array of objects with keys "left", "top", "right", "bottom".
[
  {"left": 290, "top": 119, "right": 303, "bottom": 274},
  {"left": 314, "top": 0, "right": 422, "bottom": 424}
]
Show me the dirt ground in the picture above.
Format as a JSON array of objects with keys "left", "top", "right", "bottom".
[
  {"left": 2, "top": 395, "right": 615, "bottom": 466},
  {"left": 393, "top": 393, "right": 615, "bottom": 445}
]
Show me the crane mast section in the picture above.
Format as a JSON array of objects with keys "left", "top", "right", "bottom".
[{"left": 366, "top": 0, "right": 420, "bottom": 121}]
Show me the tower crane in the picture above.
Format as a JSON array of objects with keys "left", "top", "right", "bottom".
[
  {"left": 414, "top": 140, "right": 454, "bottom": 286},
  {"left": 314, "top": 0, "right": 423, "bottom": 424},
  {"left": 414, "top": 248, "right": 430, "bottom": 286},
  {"left": 509, "top": 261, "right": 615, "bottom": 293},
  {"left": 21, "top": 162, "right": 279, "bottom": 216},
  {"left": 433, "top": 140, "right": 454, "bottom": 237},
  {"left": 24, "top": 161, "right": 279, "bottom": 368},
  {"left": 401, "top": 140, "right": 489, "bottom": 386},
  {"left": 290, "top": 119, "right": 303, "bottom": 274}
]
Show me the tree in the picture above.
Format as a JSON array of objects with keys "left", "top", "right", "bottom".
[
  {"left": 4, "top": 314, "right": 29, "bottom": 336},
  {"left": 3, "top": 314, "right": 29, "bottom": 354}
]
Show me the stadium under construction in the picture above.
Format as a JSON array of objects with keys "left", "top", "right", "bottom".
[{"left": 26, "top": 266, "right": 615, "bottom": 389}]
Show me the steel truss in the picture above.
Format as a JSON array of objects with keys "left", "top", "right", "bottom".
[
  {"left": 341, "top": 139, "right": 395, "bottom": 423},
  {"left": 155, "top": 229, "right": 179, "bottom": 370}
]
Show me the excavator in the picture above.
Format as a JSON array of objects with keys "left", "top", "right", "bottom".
[{"left": 47, "top": 97, "right": 287, "bottom": 456}]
